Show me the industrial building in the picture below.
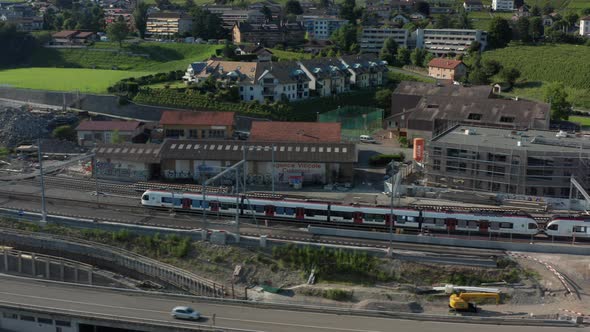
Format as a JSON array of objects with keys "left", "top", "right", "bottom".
[{"left": 425, "top": 125, "right": 590, "bottom": 198}]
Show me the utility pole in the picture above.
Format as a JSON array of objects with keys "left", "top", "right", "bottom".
[
  {"left": 37, "top": 138, "right": 47, "bottom": 222},
  {"left": 235, "top": 168, "right": 240, "bottom": 239},
  {"left": 271, "top": 144, "right": 275, "bottom": 194},
  {"left": 243, "top": 144, "right": 247, "bottom": 193},
  {"left": 94, "top": 143, "right": 99, "bottom": 207}
]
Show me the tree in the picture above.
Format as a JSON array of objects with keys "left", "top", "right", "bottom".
[
  {"left": 434, "top": 14, "right": 451, "bottom": 29},
  {"left": 410, "top": 48, "right": 426, "bottom": 67},
  {"left": 500, "top": 67, "right": 520, "bottom": 87},
  {"left": 52, "top": 125, "right": 76, "bottom": 142},
  {"left": 284, "top": 0, "right": 303, "bottom": 15},
  {"left": 261, "top": 5, "right": 272, "bottom": 22},
  {"left": 375, "top": 88, "right": 392, "bottom": 109},
  {"left": 185, "top": 0, "right": 196, "bottom": 9},
  {"left": 542, "top": 4, "right": 554, "bottom": 15},
  {"left": 396, "top": 47, "right": 411, "bottom": 66},
  {"left": 413, "top": 1, "right": 430, "bottom": 16},
  {"left": 111, "top": 130, "right": 125, "bottom": 143},
  {"left": 0, "top": 22, "right": 38, "bottom": 67},
  {"left": 422, "top": 52, "right": 434, "bottom": 67},
  {"left": 531, "top": 5, "right": 541, "bottom": 17},
  {"left": 191, "top": 8, "right": 226, "bottom": 40},
  {"left": 379, "top": 37, "right": 398, "bottom": 64},
  {"left": 516, "top": 17, "right": 531, "bottom": 42},
  {"left": 544, "top": 82, "right": 572, "bottom": 120},
  {"left": 482, "top": 59, "right": 502, "bottom": 77},
  {"left": 339, "top": 0, "right": 357, "bottom": 22},
  {"left": 133, "top": 2, "right": 149, "bottom": 39},
  {"left": 488, "top": 17, "right": 512, "bottom": 49},
  {"left": 564, "top": 12, "right": 579, "bottom": 28},
  {"left": 468, "top": 40, "right": 481, "bottom": 55},
  {"left": 155, "top": 0, "right": 172, "bottom": 9},
  {"left": 529, "top": 17, "right": 544, "bottom": 41},
  {"left": 222, "top": 40, "right": 236, "bottom": 58},
  {"left": 330, "top": 24, "right": 357, "bottom": 52},
  {"left": 467, "top": 54, "right": 490, "bottom": 85},
  {"left": 107, "top": 17, "right": 129, "bottom": 47}
]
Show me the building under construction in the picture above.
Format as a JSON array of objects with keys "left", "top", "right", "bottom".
[{"left": 425, "top": 125, "right": 590, "bottom": 198}]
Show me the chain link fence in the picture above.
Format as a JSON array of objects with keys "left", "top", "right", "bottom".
[{"left": 318, "top": 106, "right": 384, "bottom": 142}]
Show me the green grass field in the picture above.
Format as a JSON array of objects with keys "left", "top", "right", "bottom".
[
  {"left": 482, "top": 44, "right": 590, "bottom": 108},
  {"left": 268, "top": 48, "right": 312, "bottom": 61},
  {"left": 569, "top": 116, "right": 590, "bottom": 127},
  {"left": 0, "top": 68, "right": 151, "bottom": 93}
]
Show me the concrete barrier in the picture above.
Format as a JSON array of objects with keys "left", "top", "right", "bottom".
[{"left": 308, "top": 226, "right": 590, "bottom": 255}]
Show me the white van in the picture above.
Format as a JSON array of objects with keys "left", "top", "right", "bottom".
[{"left": 359, "top": 135, "right": 376, "bottom": 143}]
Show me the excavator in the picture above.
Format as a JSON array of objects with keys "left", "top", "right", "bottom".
[{"left": 449, "top": 292, "right": 501, "bottom": 313}]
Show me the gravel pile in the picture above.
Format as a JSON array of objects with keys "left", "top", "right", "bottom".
[{"left": 0, "top": 106, "right": 77, "bottom": 148}]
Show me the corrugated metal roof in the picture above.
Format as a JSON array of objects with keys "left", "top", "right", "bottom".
[{"left": 95, "top": 143, "right": 162, "bottom": 163}]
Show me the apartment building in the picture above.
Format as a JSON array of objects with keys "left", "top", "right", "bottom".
[
  {"left": 492, "top": 0, "right": 514, "bottom": 11},
  {"left": 298, "top": 58, "right": 349, "bottom": 97},
  {"left": 232, "top": 22, "right": 306, "bottom": 47},
  {"left": 463, "top": 0, "right": 483, "bottom": 11},
  {"left": 299, "top": 16, "right": 348, "bottom": 40},
  {"left": 221, "top": 10, "right": 265, "bottom": 29},
  {"left": 580, "top": 16, "right": 590, "bottom": 37},
  {"left": 360, "top": 27, "right": 409, "bottom": 53},
  {"left": 340, "top": 54, "right": 389, "bottom": 88},
  {"left": 146, "top": 12, "right": 192, "bottom": 37},
  {"left": 426, "top": 125, "right": 590, "bottom": 198},
  {"left": 415, "top": 28, "right": 487, "bottom": 55}
]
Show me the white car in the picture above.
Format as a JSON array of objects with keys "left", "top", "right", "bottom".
[{"left": 171, "top": 306, "right": 200, "bottom": 320}]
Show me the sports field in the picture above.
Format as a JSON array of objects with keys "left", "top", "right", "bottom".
[{"left": 0, "top": 68, "right": 151, "bottom": 93}]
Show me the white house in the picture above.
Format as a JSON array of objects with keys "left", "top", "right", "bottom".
[
  {"left": 581, "top": 16, "right": 590, "bottom": 37},
  {"left": 492, "top": 0, "right": 514, "bottom": 11},
  {"left": 298, "top": 58, "right": 349, "bottom": 97},
  {"left": 252, "top": 62, "right": 311, "bottom": 103},
  {"left": 340, "top": 54, "right": 388, "bottom": 89}
]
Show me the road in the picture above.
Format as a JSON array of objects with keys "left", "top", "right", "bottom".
[{"left": 0, "top": 275, "right": 578, "bottom": 332}]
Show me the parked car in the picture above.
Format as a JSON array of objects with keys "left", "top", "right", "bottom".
[
  {"left": 359, "top": 135, "right": 376, "bottom": 143},
  {"left": 171, "top": 306, "right": 200, "bottom": 320}
]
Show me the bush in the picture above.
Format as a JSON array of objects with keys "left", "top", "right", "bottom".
[
  {"left": 323, "top": 289, "right": 353, "bottom": 301},
  {"left": 369, "top": 153, "right": 405, "bottom": 166},
  {"left": 52, "top": 125, "right": 76, "bottom": 141}
]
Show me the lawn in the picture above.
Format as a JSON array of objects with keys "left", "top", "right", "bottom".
[
  {"left": 569, "top": 116, "right": 590, "bottom": 128},
  {"left": 482, "top": 44, "right": 590, "bottom": 108},
  {"left": 268, "top": 48, "right": 313, "bottom": 61},
  {"left": 0, "top": 68, "right": 151, "bottom": 93}
]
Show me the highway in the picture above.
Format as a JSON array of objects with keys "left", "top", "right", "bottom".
[{"left": 0, "top": 275, "right": 580, "bottom": 332}]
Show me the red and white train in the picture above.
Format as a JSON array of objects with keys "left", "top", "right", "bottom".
[{"left": 140, "top": 190, "right": 582, "bottom": 237}]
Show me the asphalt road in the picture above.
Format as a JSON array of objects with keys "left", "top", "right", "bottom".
[{"left": 0, "top": 276, "right": 578, "bottom": 332}]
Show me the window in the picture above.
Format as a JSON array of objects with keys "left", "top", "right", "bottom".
[
  {"left": 37, "top": 318, "right": 53, "bottom": 324},
  {"left": 528, "top": 223, "right": 537, "bottom": 230},
  {"left": 547, "top": 224, "right": 558, "bottom": 231},
  {"left": 20, "top": 315, "right": 35, "bottom": 321},
  {"left": 250, "top": 96, "right": 253, "bottom": 100},
  {"left": 467, "top": 113, "right": 482, "bottom": 120},
  {"left": 165, "top": 129, "right": 184, "bottom": 138},
  {"left": 500, "top": 116, "right": 514, "bottom": 123},
  {"left": 573, "top": 226, "right": 587, "bottom": 233},
  {"left": 240, "top": 86, "right": 244, "bottom": 91},
  {"left": 161, "top": 197, "right": 173, "bottom": 203},
  {"left": 3, "top": 313, "right": 17, "bottom": 319},
  {"left": 500, "top": 222, "right": 513, "bottom": 229},
  {"left": 142, "top": 195, "right": 149, "bottom": 201},
  {"left": 250, "top": 87, "right": 253, "bottom": 91},
  {"left": 189, "top": 129, "right": 199, "bottom": 138}
]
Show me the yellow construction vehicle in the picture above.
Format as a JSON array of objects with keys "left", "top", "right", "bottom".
[{"left": 449, "top": 292, "right": 500, "bottom": 312}]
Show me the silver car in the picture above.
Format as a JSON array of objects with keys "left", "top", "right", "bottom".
[{"left": 171, "top": 306, "right": 200, "bottom": 320}]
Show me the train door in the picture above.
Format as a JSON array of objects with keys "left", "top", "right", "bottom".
[
  {"left": 210, "top": 201, "right": 220, "bottom": 212},
  {"left": 353, "top": 212, "right": 363, "bottom": 224},
  {"left": 181, "top": 198, "right": 190, "bottom": 210},
  {"left": 265, "top": 205, "right": 275, "bottom": 217},
  {"left": 479, "top": 220, "right": 489, "bottom": 233},
  {"left": 446, "top": 218, "right": 457, "bottom": 232},
  {"left": 295, "top": 207, "right": 305, "bottom": 220},
  {"left": 386, "top": 214, "right": 394, "bottom": 227}
]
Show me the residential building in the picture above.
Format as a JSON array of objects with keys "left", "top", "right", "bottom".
[
  {"left": 182, "top": 62, "right": 209, "bottom": 84},
  {"left": 249, "top": 121, "right": 342, "bottom": 143},
  {"left": 463, "top": 0, "right": 483, "bottom": 11},
  {"left": 299, "top": 15, "right": 348, "bottom": 40},
  {"left": 542, "top": 15, "right": 553, "bottom": 27},
  {"left": 76, "top": 120, "right": 143, "bottom": 146},
  {"left": 391, "top": 14, "right": 410, "bottom": 25},
  {"left": 360, "top": 26, "right": 409, "bottom": 53},
  {"left": 427, "top": 58, "right": 467, "bottom": 81},
  {"left": 104, "top": 8, "right": 134, "bottom": 29},
  {"left": 580, "top": 16, "right": 590, "bottom": 37},
  {"left": 221, "top": 10, "right": 265, "bottom": 29},
  {"left": 365, "top": 0, "right": 415, "bottom": 20},
  {"left": 340, "top": 54, "right": 389, "bottom": 89},
  {"left": 492, "top": 0, "right": 514, "bottom": 11},
  {"left": 51, "top": 30, "right": 95, "bottom": 45},
  {"left": 414, "top": 28, "right": 488, "bottom": 55},
  {"left": 159, "top": 111, "right": 235, "bottom": 139},
  {"left": 232, "top": 22, "right": 306, "bottom": 47},
  {"left": 298, "top": 58, "right": 349, "bottom": 97},
  {"left": 146, "top": 12, "right": 192, "bottom": 37},
  {"left": 425, "top": 125, "right": 590, "bottom": 198},
  {"left": 184, "top": 60, "right": 258, "bottom": 86},
  {"left": 234, "top": 44, "right": 273, "bottom": 62},
  {"left": 386, "top": 81, "right": 550, "bottom": 141},
  {"left": 248, "top": 1, "right": 282, "bottom": 19},
  {"left": 6, "top": 16, "right": 43, "bottom": 31},
  {"left": 253, "top": 61, "right": 311, "bottom": 102}
]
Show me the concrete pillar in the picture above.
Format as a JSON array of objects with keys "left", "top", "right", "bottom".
[
  {"left": 45, "top": 259, "right": 50, "bottom": 279},
  {"left": 17, "top": 252, "right": 22, "bottom": 273},
  {"left": 201, "top": 229, "right": 208, "bottom": 242},
  {"left": 3, "top": 250, "right": 7, "bottom": 272},
  {"left": 260, "top": 235, "right": 267, "bottom": 248},
  {"left": 31, "top": 254, "right": 36, "bottom": 276},
  {"left": 60, "top": 262, "right": 65, "bottom": 281},
  {"left": 88, "top": 270, "right": 93, "bottom": 285},
  {"left": 74, "top": 267, "right": 79, "bottom": 282}
]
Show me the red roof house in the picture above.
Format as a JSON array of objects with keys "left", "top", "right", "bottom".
[
  {"left": 427, "top": 58, "right": 467, "bottom": 81},
  {"left": 249, "top": 121, "right": 342, "bottom": 143},
  {"left": 160, "top": 111, "right": 235, "bottom": 139}
]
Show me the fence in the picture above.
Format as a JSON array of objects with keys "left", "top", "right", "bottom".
[{"left": 319, "top": 106, "right": 384, "bottom": 141}]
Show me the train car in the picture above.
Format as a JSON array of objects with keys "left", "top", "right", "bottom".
[
  {"left": 240, "top": 198, "right": 329, "bottom": 222},
  {"left": 421, "top": 210, "right": 538, "bottom": 235},
  {"left": 328, "top": 205, "right": 421, "bottom": 227},
  {"left": 545, "top": 217, "right": 590, "bottom": 238}
]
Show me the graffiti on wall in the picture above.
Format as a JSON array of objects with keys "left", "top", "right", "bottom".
[{"left": 97, "top": 161, "right": 148, "bottom": 181}]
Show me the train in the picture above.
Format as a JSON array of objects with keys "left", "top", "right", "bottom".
[{"left": 140, "top": 190, "right": 590, "bottom": 239}]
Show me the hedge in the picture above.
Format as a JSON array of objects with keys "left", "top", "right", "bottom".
[{"left": 369, "top": 153, "right": 405, "bottom": 166}]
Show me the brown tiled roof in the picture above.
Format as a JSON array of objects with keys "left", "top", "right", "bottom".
[
  {"left": 249, "top": 121, "right": 341, "bottom": 143},
  {"left": 52, "top": 30, "right": 79, "bottom": 38},
  {"left": 160, "top": 111, "right": 235, "bottom": 126},
  {"left": 74, "top": 31, "right": 94, "bottom": 38},
  {"left": 393, "top": 81, "right": 492, "bottom": 98},
  {"left": 428, "top": 58, "right": 464, "bottom": 70},
  {"left": 76, "top": 120, "right": 141, "bottom": 132}
]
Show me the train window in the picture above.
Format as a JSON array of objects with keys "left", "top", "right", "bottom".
[
  {"left": 306, "top": 209, "right": 315, "bottom": 217},
  {"left": 528, "top": 223, "right": 537, "bottom": 229},
  {"left": 192, "top": 200, "right": 201, "bottom": 208},
  {"left": 220, "top": 203, "right": 234, "bottom": 210},
  {"left": 500, "top": 223, "right": 513, "bottom": 229},
  {"left": 255, "top": 205, "right": 264, "bottom": 213},
  {"left": 276, "top": 207, "right": 285, "bottom": 214},
  {"left": 435, "top": 219, "right": 445, "bottom": 226},
  {"left": 333, "top": 211, "right": 352, "bottom": 220},
  {"left": 142, "top": 195, "right": 149, "bottom": 200},
  {"left": 286, "top": 208, "right": 294, "bottom": 215},
  {"left": 548, "top": 224, "right": 558, "bottom": 231},
  {"left": 573, "top": 226, "right": 587, "bottom": 233},
  {"left": 422, "top": 218, "right": 435, "bottom": 224},
  {"left": 202, "top": 201, "right": 209, "bottom": 208},
  {"left": 161, "top": 197, "right": 173, "bottom": 204}
]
